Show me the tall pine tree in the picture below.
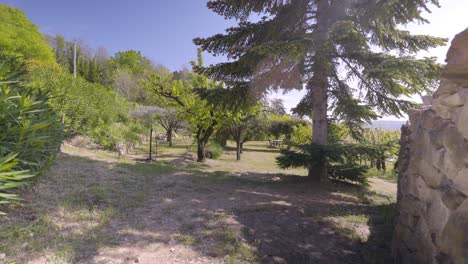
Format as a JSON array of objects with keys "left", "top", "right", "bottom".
[{"left": 194, "top": 0, "right": 446, "bottom": 182}]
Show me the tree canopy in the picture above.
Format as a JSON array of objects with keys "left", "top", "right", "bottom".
[
  {"left": 194, "top": 0, "right": 446, "bottom": 181},
  {"left": 0, "top": 5, "right": 55, "bottom": 64}
]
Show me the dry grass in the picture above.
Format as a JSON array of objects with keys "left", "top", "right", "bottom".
[{"left": 0, "top": 141, "right": 397, "bottom": 264}]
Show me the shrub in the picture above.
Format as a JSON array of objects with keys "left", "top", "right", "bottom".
[
  {"left": 27, "top": 64, "right": 130, "bottom": 147},
  {"left": 0, "top": 52, "right": 62, "bottom": 208},
  {"left": 108, "top": 122, "right": 145, "bottom": 152},
  {"left": 289, "top": 124, "right": 312, "bottom": 145},
  {"left": 206, "top": 142, "right": 224, "bottom": 159},
  {"left": 276, "top": 143, "right": 373, "bottom": 185}
]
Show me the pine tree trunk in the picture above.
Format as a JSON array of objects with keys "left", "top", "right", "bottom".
[
  {"left": 167, "top": 128, "right": 173, "bottom": 147},
  {"left": 308, "top": 73, "right": 329, "bottom": 182},
  {"left": 307, "top": 0, "right": 331, "bottom": 183}
]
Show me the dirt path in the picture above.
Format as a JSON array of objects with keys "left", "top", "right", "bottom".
[{"left": 0, "top": 143, "right": 396, "bottom": 264}]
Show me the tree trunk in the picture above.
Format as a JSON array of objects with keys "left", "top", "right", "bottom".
[
  {"left": 195, "top": 121, "right": 216, "bottom": 163},
  {"left": 381, "top": 155, "right": 386, "bottom": 172},
  {"left": 167, "top": 128, "right": 173, "bottom": 147},
  {"left": 307, "top": 0, "right": 330, "bottom": 183},
  {"left": 197, "top": 139, "right": 206, "bottom": 163},
  {"left": 240, "top": 142, "right": 244, "bottom": 154},
  {"left": 308, "top": 74, "right": 329, "bottom": 182},
  {"left": 235, "top": 129, "right": 242, "bottom": 160}
]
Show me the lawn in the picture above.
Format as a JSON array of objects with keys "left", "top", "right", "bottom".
[{"left": 0, "top": 141, "right": 396, "bottom": 264}]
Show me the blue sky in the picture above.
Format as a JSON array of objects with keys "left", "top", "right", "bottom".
[
  {"left": 1, "top": 0, "right": 236, "bottom": 69},
  {"left": 2, "top": 0, "right": 467, "bottom": 120}
]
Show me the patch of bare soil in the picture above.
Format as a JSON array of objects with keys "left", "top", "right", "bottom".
[{"left": 0, "top": 145, "right": 395, "bottom": 264}]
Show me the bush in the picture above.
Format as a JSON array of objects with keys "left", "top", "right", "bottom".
[
  {"left": 289, "top": 124, "right": 312, "bottom": 145},
  {"left": 206, "top": 142, "right": 224, "bottom": 159},
  {"left": 276, "top": 143, "right": 372, "bottom": 185},
  {"left": 108, "top": 122, "right": 145, "bottom": 152},
  {"left": 27, "top": 64, "right": 130, "bottom": 147},
  {"left": 0, "top": 52, "right": 62, "bottom": 208}
]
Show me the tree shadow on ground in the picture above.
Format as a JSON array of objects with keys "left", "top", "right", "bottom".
[{"left": 1, "top": 152, "right": 394, "bottom": 264}]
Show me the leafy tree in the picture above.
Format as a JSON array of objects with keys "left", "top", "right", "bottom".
[
  {"left": 0, "top": 5, "right": 55, "bottom": 64},
  {"left": 111, "top": 50, "right": 153, "bottom": 75},
  {"left": 268, "top": 114, "right": 308, "bottom": 140},
  {"left": 194, "top": 0, "right": 446, "bottom": 181},
  {"left": 155, "top": 107, "right": 187, "bottom": 147},
  {"left": 203, "top": 85, "right": 262, "bottom": 160},
  {"left": 360, "top": 127, "right": 400, "bottom": 171},
  {"left": 146, "top": 50, "right": 224, "bottom": 162}
]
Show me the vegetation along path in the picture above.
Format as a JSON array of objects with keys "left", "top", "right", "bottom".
[{"left": 0, "top": 142, "right": 396, "bottom": 264}]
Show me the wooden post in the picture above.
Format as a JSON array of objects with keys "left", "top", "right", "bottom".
[{"left": 149, "top": 126, "right": 153, "bottom": 161}]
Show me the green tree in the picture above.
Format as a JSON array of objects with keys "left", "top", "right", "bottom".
[
  {"left": 155, "top": 107, "right": 186, "bottom": 147},
  {"left": 194, "top": 0, "right": 446, "bottom": 181},
  {"left": 146, "top": 50, "right": 226, "bottom": 162},
  {"left": 111, "top": 50, "right": 153, "bottom": 75},
  {"left": 0, "top": 5, "right": 55, "bottom": 64}
]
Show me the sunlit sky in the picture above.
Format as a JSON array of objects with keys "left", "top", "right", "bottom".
[{"left": 2, "top": 0, "right": 467, "bottom": 120}]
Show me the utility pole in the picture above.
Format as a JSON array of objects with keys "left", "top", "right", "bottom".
[{"left": 73, "top": 41, "right": 77, "bottom": 78}]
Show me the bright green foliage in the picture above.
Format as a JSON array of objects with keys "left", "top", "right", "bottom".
[
  {"left": 0, "top": 5, "right": 55, "bottom": 64},
  {"left": 224, "top": 97, "right": 262, "bottom": 160},
  {"left": 268, "top": 114, "right": 308, "bottom": 140},
  {"left": 27, "top": 64, "right": 129, "bottom": 148},
  {"left": 111, "top": 50, "right": 154, "bottom": 75},
  {"left": 0, "top": 154, "right": 34, "bottom": 212},
  {"left": 0, "top": 53, "right": 62, "bottom": 207},
  {"left": 146, "top": 50, "right": 228, "bottom": 162},
  {"left": 290, "top": 124, "right": 312, "bottom": 145},
  {"left": 360, "top": 127, "right": 400, "bottom": 172}
]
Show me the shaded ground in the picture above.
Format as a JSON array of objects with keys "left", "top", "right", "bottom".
[{"left": 0, "top": 142, "right": 396, "bottom": 264}]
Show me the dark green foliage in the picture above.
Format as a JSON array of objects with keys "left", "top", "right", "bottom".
[
  {"left": 277, "top": 142, "right": 395, "bottom": 185},
  {"left": 196, "top": 0, "right": 446, "bottom": 179},
  {"left": 0, "top": 52, "right": 62, "bottom": 207},
  {"left": 196, "top": 0, "right": 446, "bottom": 121}
]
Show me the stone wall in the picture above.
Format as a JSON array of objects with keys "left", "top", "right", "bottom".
[{"left": 393, "top": 28, "right": 468, "bottom": 263}]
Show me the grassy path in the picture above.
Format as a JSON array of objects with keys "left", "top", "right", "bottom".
[{"left": 0, "top": 142, "right": 396, "bottom": 264}]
